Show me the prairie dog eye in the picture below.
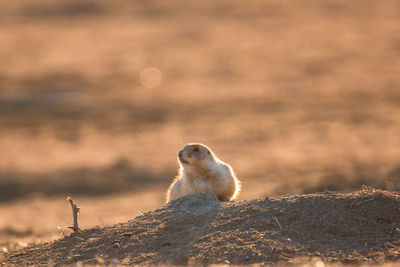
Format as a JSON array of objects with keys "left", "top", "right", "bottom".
[{"left": 192, "top": 147, "right": 199, "bottom": 152}]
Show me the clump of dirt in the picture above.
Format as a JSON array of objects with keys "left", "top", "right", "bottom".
[{"left": 2, "top": 188, "right": 400, "bottom": 266}]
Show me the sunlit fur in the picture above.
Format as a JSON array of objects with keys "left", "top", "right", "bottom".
[{"left": 166, "top": 143, "right": 240, "bottom": 203}]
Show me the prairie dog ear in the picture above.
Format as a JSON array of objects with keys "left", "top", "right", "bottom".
[{"left": 206, "top": 148, "right": 215, "bottom": 160}]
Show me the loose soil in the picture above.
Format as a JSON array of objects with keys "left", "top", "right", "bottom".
[{"left": 2, "top": 187, "right": 400, "bottom": 266}]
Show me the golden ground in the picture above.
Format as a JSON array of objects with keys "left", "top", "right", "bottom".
[{"left": 0, "top": 0, "right": 400, "bottom": 258}]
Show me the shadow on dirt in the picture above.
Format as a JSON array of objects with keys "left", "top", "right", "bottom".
[
  {"left": 301, "top": 167, "right": 400, "bottom": 194},
  {"left": 23, "top": 1, "right": 104, "bottom": 18},
  {"left": 0, "top": 158, "right": 171, "bottom": 203},
  {"left": 271, "top": 163, "right": 400, "bottom": 197}
]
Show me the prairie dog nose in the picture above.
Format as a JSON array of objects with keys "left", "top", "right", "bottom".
[{"left": 178, "top": 151, "right": 183, "bottom": 158}]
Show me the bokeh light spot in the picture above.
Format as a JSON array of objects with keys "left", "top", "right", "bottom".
[{"left": 139, "top": 67, "right": 162, "bottom": 89}]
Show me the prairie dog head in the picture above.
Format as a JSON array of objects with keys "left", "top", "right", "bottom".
[{"left": 178, "top": 143, "right": 216, "bottom": 168}]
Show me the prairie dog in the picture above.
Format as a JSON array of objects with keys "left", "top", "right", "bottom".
[{"left": 166, "top": 143, "right": 240, "bottom": 203}]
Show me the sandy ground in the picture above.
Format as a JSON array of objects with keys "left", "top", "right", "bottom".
[{"left": 2, "top": 188, "right": 400, "bottom": 266}]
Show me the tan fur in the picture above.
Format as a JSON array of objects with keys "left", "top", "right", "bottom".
[{"left": 166, "top": 143, "right": 240, "bottom": 203}]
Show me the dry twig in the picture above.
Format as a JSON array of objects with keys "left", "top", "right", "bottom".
[
  {"left": 181, "top": 204, "right": 199, "bottom": 216},
  {"left": 67, "top": 196, "right": 81, "bottom": 232},
  {"left": 274, "top": 216, "right": 282, "bottom": 229}
]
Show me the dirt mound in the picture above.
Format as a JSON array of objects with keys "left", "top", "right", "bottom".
[{"left": 2, "top": 188, "right": 400, "bottom": 266}]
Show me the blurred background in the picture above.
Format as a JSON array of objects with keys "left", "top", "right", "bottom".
[{"left": 1, "top": 0, "right": 400, "bottom": 250}]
